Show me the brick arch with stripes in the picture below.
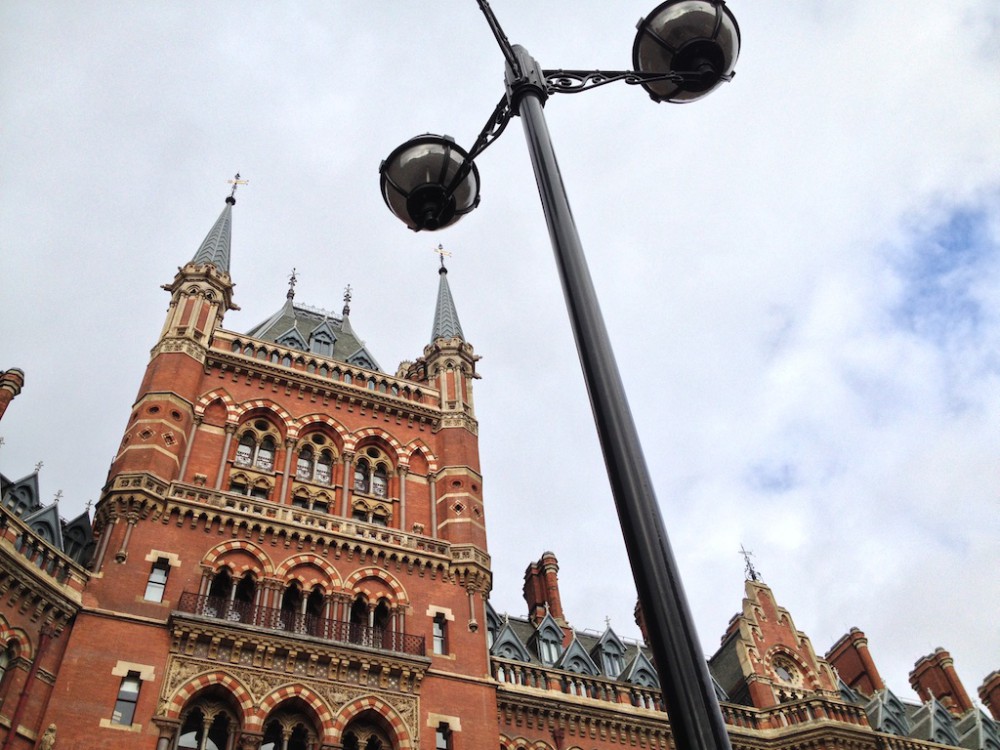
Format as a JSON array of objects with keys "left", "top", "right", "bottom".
[
  {"left": 330, "top": 695, "right": 414, "bottom": 750},
  {"left": 232, "top": 400, "right": 295, "bottom": 432},
  {"left": 202, "top": 540, "right": 275, "bottom": 578},
  {"left": 251, "top": 682, "right": 335, "bottom": 735},
  {"left": 0, "top": 617, "right": 33, "bottom": 660},
  {"left": 163, "top": 670, "right": 255, "bottom": 722},
  {"left": 343, "top": 567, "right": 409, "bottom": 606},
  {"left": 346, "top": 428, "right": 405, "bottom": 460},
  {"left": 288, "top": 413, "right": 350, "bottom": 445},
  {"left": 273, "top": 553, "right": 342, "bottom": 591},
  {"left": 193, "top": 389, "right": 239, "bottom": 422},
  {"left": 403, "top": 438, "right": 439, "bottom": 473}
]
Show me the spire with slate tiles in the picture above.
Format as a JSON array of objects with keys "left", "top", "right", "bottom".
[
  {"left": 189, "top": 174, "right": 245, "bottom": 272},
  {"left": 430, "top": 249, "right": 465, "bottom": 343}
]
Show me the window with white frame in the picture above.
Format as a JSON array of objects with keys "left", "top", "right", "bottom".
[{"left": 143, "top": 557, "right": 170, "bottom": 602}]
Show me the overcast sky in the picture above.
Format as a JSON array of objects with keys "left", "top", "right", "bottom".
[{"left": 2, "top": 1, "right": 998, "bottom": 707}]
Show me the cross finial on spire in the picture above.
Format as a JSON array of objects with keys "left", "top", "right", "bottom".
[
  {"left": 34, "top": 460, "right": 43, "bottom": 473},
  {"left": 739, "top": 544, "right": 761, "bottom": 582},
  {"left": 227, "top": 172, "right": 248, "bottom": 204},
  {"left": 287, "top": 268, "right": 297, "bottom": 300},
  {"left": 85, "top": 499, "right": 94, "bottom": 513},
  {"left": 343, "top": 284, "right": 352, "bottom": 316},
  {"left": 433, "top": 243, "right": 452, "bottom": 273}
]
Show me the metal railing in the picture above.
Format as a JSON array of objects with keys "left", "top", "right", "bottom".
[{"left": 176, "top": 592, "right": 425, "bottom": 656}]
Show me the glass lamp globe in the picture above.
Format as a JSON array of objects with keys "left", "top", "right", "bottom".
[
  {"left": 379, "top": 135, "right": 481, "bottom": 231},
  {"left": 633, "top": 0, "right": 740, "bottom": 103}
]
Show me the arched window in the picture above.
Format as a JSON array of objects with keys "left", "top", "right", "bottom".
[
  {"left": 372, "top": 465, "right": 388, "bottom": 498},
  {"left": 342, "top": 711, "right": 395, "bottom": 750},
  {"left": 296, "top": 445, "right": 315, "bottom": 481},
  {"left": 235, "top": 433, "right": 255, "bottom": 467},
  {"left": 315, "top": 449, "right": 334, "bottom": 484},
  {"left": 260, "top": 707, "right": 318, "bottom": 750},
  {"left": 354, "top": 447, "right": 392, "bottom": 500},
  {"left": 177, "top": 702, "right": 236, "bottom": 750},
  {"left": 256, "top": 436, "right": 276, "bottom": 471},
  {"left": 281, "top": 582, "right": 304, "bottom": 634},
  {"left": 354, "top": 459, "right": 370, "bottom": 494},
  {"left": 0, "top": 641, "right": 18, "bottom": 695}
]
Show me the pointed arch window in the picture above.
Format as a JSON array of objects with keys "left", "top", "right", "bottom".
[
  {"left": 235, "top": 433, "right": 255, "bottom": 467},
  {"left": 315, "top": 449, "right": 334, "bottom": 484},
  {"left": 177, "top": 703, "right": 235, "bottom": 750},
  {"left": 296, "top": 445, "right": 315, "bottom": 480},
  {"left": 256, "top": 436, "right": 276, "bottom": 471},
  {"left": 354, "top": 447, "right": 392, "bottom": 499}
]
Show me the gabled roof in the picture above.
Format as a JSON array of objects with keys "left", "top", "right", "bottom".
[
  {"left": 1, "top": 472, "right": 40, "bottom": 516},
  {"left": 491, "top": 621, "right": 533, "bottom": 662},
  {"left": 555, "top": 636, "right": 600, "bottom": 676},
  {"left": 909, "top": 696, "right": 960, "bottom": 746},
  {"left": 623, "top": 650, "right": 660, "bottom": 689},
  {"left": 865, "top": 688, "right": 911, "bottom": 736},
  {"left": 23, "top": 502, "right": 63, "bottom": 549},
  {"left": 190, "top": 198, "right": 234, "bottom": 272},
  {"left": 430, "top": 265, "right": 464, "bottom": 342},
  {"left": 956, "top": 709, "right": 1000, "bottom": 750}
]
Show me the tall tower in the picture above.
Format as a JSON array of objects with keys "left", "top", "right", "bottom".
[{"left": 43, "top": 193, "right": 496, "bottom": 749}]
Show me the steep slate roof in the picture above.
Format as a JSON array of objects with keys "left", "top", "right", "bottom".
[
  {"left": 430, "top": 265, "right": 464, "bottom": 342},
  {"left": 190, "top": 197, "right": 234, "bottom": 271},
  {"left": 245, "top": 299, "right": 381, "bottom": 372}
]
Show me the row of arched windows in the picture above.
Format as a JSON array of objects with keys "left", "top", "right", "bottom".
[
  {"left": 174, "top": 690, "right": 395, "bottom": 750},
  {"left": 200, "top": 568, "right": 403, "bottom": 649}
]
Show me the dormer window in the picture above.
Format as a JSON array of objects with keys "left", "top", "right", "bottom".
[
  {"left": 312, "top": 332, "right": 333, "bottom": 357},
  {"left": 539, "top": 636, "right": 561, "bottom": 665}
]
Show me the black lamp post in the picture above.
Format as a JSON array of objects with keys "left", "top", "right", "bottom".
[{"left": 380, "top": 4, "right": 740, "bottom": 750}]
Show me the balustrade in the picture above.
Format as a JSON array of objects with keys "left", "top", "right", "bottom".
[{"left": 176, "top": 592, "right": 425, "bottom": 656}]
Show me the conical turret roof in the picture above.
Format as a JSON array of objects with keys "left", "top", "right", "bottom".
[
  {"left": 431, "top": 264, "right": 464, "bottom": 342},
  {"left": 190, "top": 197, "right": 234, "bottom": 271}
]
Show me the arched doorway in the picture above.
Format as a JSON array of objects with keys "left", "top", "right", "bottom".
[{"left": 175, "top": 691, "right": 240, "bottom": 750}]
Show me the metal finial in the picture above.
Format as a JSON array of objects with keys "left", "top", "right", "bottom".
[
  {"left": 227, "top": 172, "right": 249, "bottom": 204},
  {"left": 85, "top": 499, "right": 94, "bottom": 513},
  {"left": 53, "top": 490, "right": 63, "bottom": 502},
  {"left": 34, "top": 460, "right": 43, "bottom": 473},
  {"left": 343, "top": 284, "right": 352, "bottom": 316},
  {"left": 433, "top": 243, "right": 452, "bottom": 272},
  {"left": 739, "top": 544, "right": 761, "bottom": 582},
  {"left": 604, "top": 615, "right": 612, "bottom": 628},
  {"left": 287, "top": 268, "right": 297, "bottom": 300}
]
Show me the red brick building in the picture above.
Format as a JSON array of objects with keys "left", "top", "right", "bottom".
[{"left": 0, "top": 197, "right": 997, "bottom": 750}]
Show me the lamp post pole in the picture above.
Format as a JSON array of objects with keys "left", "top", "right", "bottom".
[
  {"left": 379, "top": 5, "right": 741, "bottom": 748},
  {"left": 506, "top": 44, "right": 733, "bottom": 750}
]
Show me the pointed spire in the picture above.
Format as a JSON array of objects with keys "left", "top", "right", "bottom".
[
  {"left": 343, "top": 285, "right": 352, "bottom": 317},
  {"left": 191, "top": 201, "right": 233, "bottom": 271},
  {"left": 430, "top": 247, "right": 464, "bottom": 342},
  {"left": 190, "top": 173, "right": 245, "bottom": 272}
]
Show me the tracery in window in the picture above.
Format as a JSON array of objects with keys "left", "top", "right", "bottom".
[
  {"left": 260, "top": 703, "right": 319, "bottom": 750},
  {"left": 176, "top": 696, "right": 238, "bottom": 750},
  {"left": 354, "top": 446, "right": 392, "bottom": 499}
]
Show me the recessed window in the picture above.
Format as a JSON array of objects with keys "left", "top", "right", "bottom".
[
  {"left": 435, "top": 723, "right": 452, "bottom": 750},
  {"left": 111, "top": 671, "right": 141, "bottom": 726},
  {"left": 144, "top": 557, "right": 170, "bottom": 602},
  {"left": 433, "top": 614, "right": 448, "bottom": 655}
]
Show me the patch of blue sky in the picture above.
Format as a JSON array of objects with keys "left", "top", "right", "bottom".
[
  {"left": 746, "top": 460, "right": 798, "bottom": 494},
  {"left": 891, "top": 205, "right": 999, "bottom": 346}
]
